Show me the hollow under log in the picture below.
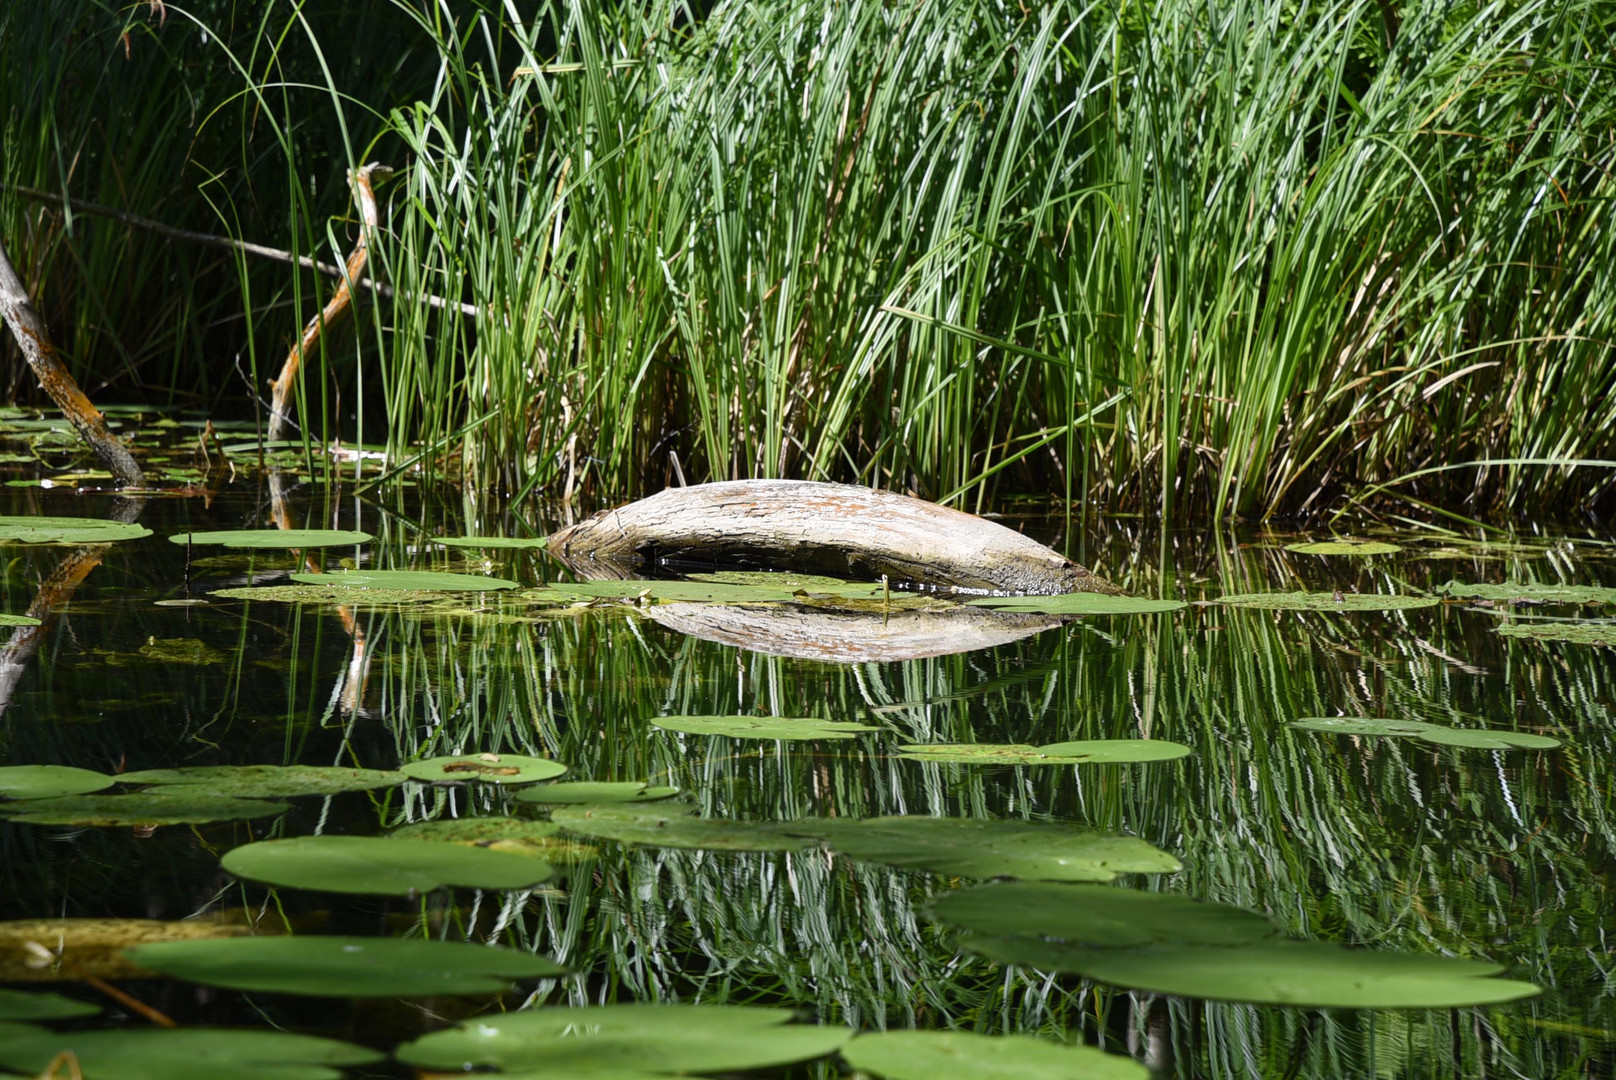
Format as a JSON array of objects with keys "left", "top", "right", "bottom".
[{"left": 547, "top": 480, "right": 1120, "bottom": 595}]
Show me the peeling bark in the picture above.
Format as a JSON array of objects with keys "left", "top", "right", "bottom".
[
  {"left": 0, "top": 235, "right": 144, "bottom": 486},
  {"left": 549, "top": 480, "right": 1121, "bottom": 595}
]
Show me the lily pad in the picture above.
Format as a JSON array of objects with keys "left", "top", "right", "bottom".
[
  {"left": 968, "top": 594, "right": 1186, "bottom": 615},
  {"left": 966, "top": 936, "right": 1541, "bottom": 1009},
  {"left": 0, "top": 1027, "right": 383, "bottom": 1080},
  {"left": 551, "top": 580, "right": 800, "bottom": 603},
  {"left": 0, "top": 914, "right": 267, "bottom": 982},
  {"left": 1437, "top": 581, "right": 1616, "bottom": 605},
  {"left": 1497, "top": 622, "right": 1616, "bottom": 646},
  {"left": 1284, "top": 539, "right": 1402, "bottom": 556},
  {"left": 1291, "top": 717, "right": 1558, "bottom": 750},
  {"left": 435, "top": 535, "right": 549, "bottom": 550},
  {"left": 1214, "top": 591, "right": 1438, "bottom": 612},
  {"left": 931, "top": 882, "right": 1275, "bottom": 947},
  {"left": 120, "top": 765, "right": 408, "bottom": 798},
  {"left": 399, "top": 753, "right": 567, "bottom": 785},
  {"left": 0, "top": 988, "right": 99, "bottom": 1020},
  {"left": 289, "top": 570, "right": 517, "bottom": 592},
  {"left": 169, "top": 529, "right": 373, "bottom": 548},
  {"left": 0, "top": 612, "right": 40, "bottom": 627},
  {"left": 211, "top": 584, "right": 440, "bottom": 605},
  {"left": 897, "top": 740, "right": 1191, "bottom": 765},
  {"left": 0, "top": 794, "right": 290, "bottom": 826},
  {"left": 220, "top": 836, "right": 554, "bottom": 895},
  {"left": 0, "top": 765, "right": 116, "bottom": 800},
  {"left": 396, "top": 1003, "right": 850, "bottom": 1074},
  {"left": 687, "top": 570, "right": 886, "bottom": 598},
  {"left": 388, "top": 818, "right": 592, "bottom": 862},
  {"left": 780, "top": 817, "right": 1180, "bottom": 881},
  {"left": 515, "top": 781, "right": 680, "bottom": 805},
  {"left": 652, "top": 715, "right": 878, "bottom": 740},
  {"left": 125, "top": 935, "right": 564, "bottom": 997},
  {"left": 137, "top": 638, "right": 228, "bottom": 665},
  {"left": 550, "top": 803, "right": 808, "bottom": 852},
  {"left": 0, "top": 516, "right": 152, "bottom": 544},
  {"left": 842, "top": 1030, "right": 1148, "bottom": 1080}
]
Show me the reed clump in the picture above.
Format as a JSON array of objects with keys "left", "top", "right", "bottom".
[{"left": 3, "top": 0, "right": 1613, "bottom": 520}]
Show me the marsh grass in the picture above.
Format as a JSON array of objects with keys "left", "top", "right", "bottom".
[{"left": 4, "top": 0, "right": 1615, "bottom": 519}]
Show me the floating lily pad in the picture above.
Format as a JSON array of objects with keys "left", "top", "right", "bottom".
[
  {"left": 896, "top": 740, "right": 1191, "bottom": 765},
  {"left": 0, "top": 988, "right": 99, "bottom": 1020},
  {"left": 1497, "top": 622, "right": 1616, "bottom": 645},
  {"left": 1436, "top": 581, "right": 1616, "bottom": 604},
  {"left": 551, "top": 803, "right": 808, "bottom": 852},
  {"left": 1291, "top": 716, "right": 1558, "bottom": 750},
  {"left": 435, "top": 535, "right": 548, "bottom": 550},
  {"left": 120, "top": 765, "right": 408, "bottom": 798},
  {"left": 686, "top": 570, "right": 887, "bottom": 598},
  {"left": 780, "top": 817, "right": 1180, "bottom": 881},
  {"left": 396, "top": 1003, "right": 850, "bottom": 1074},
  {"left": 1284, "top": 539, "right": 1402, "bottom": 556},
  {"left": 220, "top": 836, "right": 554, "bottom": 895},
  {"left": 931, "top": 882, "right": 1275, "bottom": 947},
  {"left": 125, "top": 935, "right": 564, "bottom": 997},
  {"left": 966, "top": 936, "right": 1541, "bottom": 1009},
  {"left": 0, "top": 612, "right": 40, "bottom": 627},
  {"left": 514, "top": 781, "right": 680, "bottom": 805},
  {"left": 169, "top": 529, "right": 373, "bottom": 548},
  {"left": 289, "top": 570, "right": 517, "bottom": 592},
  {"left": 551, "top": 580, "right": 800, "bottom": 603},
  {"left": 0, "top": 915, "right": 266, "bottom": 982},
  {"left": 387, "top": 818, "right": 593, "bottom": 862},
  {"left": 842, "top": 1030, "right": 1148, "bottom": 1080},
  {"left": 1214, "top": 592, "right": 1438, "bottom": 612},
  {"left": 0, "top": 1027, "right": 383, "bottom": 1080},
  {"left": 0, "top": 794, "right": 290, "bottom": 826},
  {"left": 652, "top": 715, "right": 878, "bottom": 740},
  {"left": 399, "top": 753, "right": 567, "bottom": 785},
  {"left": 0, "top": 765, "right": 116, "bottom": 800},
  {"left": 211, "top": 584, "right": 439, "bottom": 605},
  {"left": 0, "top": 516, "right": 152, "bottom": 544},
  {"left": 968, "top": 594, "right": 1186, "bottom": 615}
]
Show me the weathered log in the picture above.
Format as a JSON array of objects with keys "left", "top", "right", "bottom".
[
  {"left": 548, "top": 480, "right": 1120, "bottom": 595},
  {"left": 645, "top": 601, "right": 1063, "bottom": 663}
]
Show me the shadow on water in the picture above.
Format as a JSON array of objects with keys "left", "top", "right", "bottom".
[{"left": 1, "top": 472, "right": 1614, "bottom": 1078}]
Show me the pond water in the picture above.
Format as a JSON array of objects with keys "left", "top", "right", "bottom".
[{"left": 1, "top": 449, "right": 1614, "bottom": 1078}]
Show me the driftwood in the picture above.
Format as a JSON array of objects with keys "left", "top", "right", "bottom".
[
  {"left": 645, "top": 602, "right": 1063, "bottom": 662},
  {"left": 549, "top": 480, "right": 1120, "bottom": 595},
  {"left": 0, "top": 235, "right": 144, "bottom": 486}
]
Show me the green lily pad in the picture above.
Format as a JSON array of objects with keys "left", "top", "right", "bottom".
[
  {"left": 897, "top": 740, "right": 1191, "bottom": 765},
  {"left": 551, "top": 803, "right": 808, "bottom": 852},
  {"left": 211, "top": 584, "right": 440, "bottom": 605},
  {"left": 1497, "top": 622, "right": 1616, "bottom": 645},
  {"left": 0, "top": 765, "right": 116, "bottom": 800},
  {"left": 1214, "top": 592, "right": 1438, "bottom": 612},
  {"left": 515, "top": 781, "right": 680, "bottom": 805},
  {"left": 399, "top": 753, "right": 567, "bottom": 785},
  {"left": 125, "top": 935, "right": 564, "bottom": 997},
  {"left": 120, "top": 765, "right": 408, "bottom": 798},
  {"left": 169, "top": 529, "right": 373, "bottom": 548},
  {"left": 1291, "top": 717, "right": 1558, "bottom": 750},
  {"left": 968, "top": 594, "right": 1186, "bottom": 615},
  {"left": 551, "top": 580, "right": 801, "bottom": 603},
  {"left": 781, "top": 817, "right": 1180, "bottom": 881},
  {"left": 0, "top": 612, "right": 40, "bottom": 627},
  {"left": 966, "top": 937, "right": 1541, "bottom": 1009},
  {"left": 0, "top": 516, "right": 152, "bottom": 544},
  {"left": 0, "top": 794, "right": 290, "bottom": 826},
  {"left": 220, "top": 836, "right": 554, "bottom": 895},
  {"left": 0, "top": 1027, "right": 383, "bottom": 1080},
  {"left": 1437, "top": 581, "right": 1616, "bottom": 604},
  {"left": 652, "top": 715, "right": 878, "bottom": 740},
  {"left": 842, "top": 1030, "right": 1148, "bottom": 1080},
  {"left": 289, "top": 570, "right": 517, "bottom": 592},
  {"left": 1284, "top": 539, "right": 1402, "bottom": 556},
  {"left": 931, "top": 882, "right": 1275, "bottom": 947},
  {"left": 0, "top": 988, "right": 99, "bottom": 1020},
  {"left": 435, "top": 535, "right": 549, "bottom": 550},
  {"left": 686, "top": 570, "right": 886, "bottom": 598},
  {"left": 396, "top": 1003, "right": 850, "bottom": 1074},
  {"left": 387, "top": 818, "right": 592, "bottom": 862}
]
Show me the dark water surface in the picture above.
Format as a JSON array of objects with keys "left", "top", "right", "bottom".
[{"left": 2, "top": 474, "right": 1614, "bottom": 1078}]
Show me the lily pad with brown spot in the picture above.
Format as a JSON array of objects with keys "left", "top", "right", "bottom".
[{"left": 399, "top": 754, "right": 567, "bottom": 785}]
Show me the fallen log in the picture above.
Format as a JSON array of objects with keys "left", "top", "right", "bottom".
[{"left": 548, "top": 480, "right": 1120, "bottom": 595}]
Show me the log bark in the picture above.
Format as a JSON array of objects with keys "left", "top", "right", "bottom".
[
  {"left": 548, "top": 480, "right": 1121, "bottom": 595},
  {"left": 645, "top": 602, "right": 1064, "bottom": 663},
  {"left": 0, "top": 235, "right": 144, "bottom": 486}
]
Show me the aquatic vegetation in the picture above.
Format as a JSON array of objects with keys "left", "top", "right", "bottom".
[
  {"left": 288, "top": 570, "right": 517, "bottom": 591},
  {"left": 1284, "top": 540, "right": 1403, "bottom": 556},
  {"left": 1214, "top": 592, "right": 1439, "bottom": 612},
  {"left": 0, "top": 516, "right": 151, "bottom": 544},
  {"left": 168, "top": 529, "right": 373, "bottom": 548},
  {"left": 0, "top": 613, "right": 40, "bottom": 627},
  {"left": 0, "top": 1027, "right": 383, "bottom": 1080},
  {"left": 1497, "top": 622, "right": 1616, "bottom": 645},
  {"left": 514, "top": 781, "right": 680, "bottom": 805},
  {"left": 0, "top": 989, "right": 98, "bottom": 1020},
  {"left": 119, "top": 765, "right": 408, "bottom": 797},
  {"left": 967, "top": 594, "right": 1186, "bottom": 615},
  {"left": 1291, "top": 717, "right": 1560, "bottom": 750},
  {"left": 652, "top": 714, "right": 879, "bottom": 740},
  {"left": 550, "top": 804, "right": 811, "bottom": 853},
  {"left": 0, "top": 794, "right": 290, "bottom": 826},
  {"left": 434, "top": 535, "right": 548, "bottom": 550},
  {"left": 0, "top": 765, "right": 115, "bottom": 800},
  {"left": 219, "top": 836, "right": 555, "bottom": 895},
  {"left": 398, "top": 753, "right": 567, "bottom": 785},
  {"left": 896, "top": 741, "right": 1191, "bottom": 764},
  {"left": 1438, "top": 582, "right": 1616, "bottom": 605},
  {"left": 842, "top": 1030, "right": 1148, "bottom": 1080}
]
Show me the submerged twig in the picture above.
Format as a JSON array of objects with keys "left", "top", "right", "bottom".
[{"left": 0, "top": 235, "right": 143, "bottom": 486}]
